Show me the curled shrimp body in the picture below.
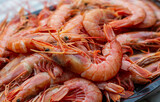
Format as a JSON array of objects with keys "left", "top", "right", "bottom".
[
  {"left": 0, "top": 54, "right": 45, "bottom": 91},
  {"left": 83, "top": 9, "right": 117, "bottom": 42},
  {"left": 50, "top": 78, "right": 102, "bottom": 102},
  {"left": 50, "top": 25, "right": 122, "bottom": 81},
  {"left": 47, "top": 4, "right": 72, "bottom": 30},
  {"left": 116, "top": 31, "right": 160, "bottom": 50},
  {"left": 127, "top": 0, "right": 156, "bottom": 28},
  {"left": 81, "top": 0, "right": 146, "bottom": 28},
  {"left": 102, "top": 0, "right": 146, "bottom": 28}
]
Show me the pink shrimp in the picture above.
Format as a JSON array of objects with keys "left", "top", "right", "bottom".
[
  {"left": 50, "top": 78, "right": 102, "bottom": 102},
  {"left": 32, "top": 25, "right": 122, "bottom": 81},
  {"left": 6, "top": 60, "right": 76, "bottom": 101},
  {"left": 47, "top": 4, "right": 73, "bottom": 31},
  {"left": 82, "top": 0, "right": 146, "bottom": 28},
  {"left": 0, "top": 53, "right": 45, "bottom": 91},
  {"left": 7, "top": 72, "right": 51, "bottom": 102},
  {"left": 103, "top": 0, "right": 146, "bottom": 28},
  {"left": 97, "top": 82, "right": 126, "bottom": 101},
  {"left": 83, "top": 9, "right": 118, "bottom": 42},
  {"left": 0, "top": 14, "right": 22, "bottom": 63},
  {"left": 121, "top": 54, "right": 160, "bottom": 81},
  {"left": 0, "top": 54, "right": 26, "bottom": 77},
  {"left": 7, "top": 31, "right": 86, "bottom": 53},
  {"left": 116, "top": 31, "right": 160, "bottom": 50},
  {"left": 127, "top": 0, "right": 156, "bottom": 28}
]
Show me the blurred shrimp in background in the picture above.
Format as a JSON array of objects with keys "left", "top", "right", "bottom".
[{"left": 0, "top": 0, "right": 59, "bottom": 22}]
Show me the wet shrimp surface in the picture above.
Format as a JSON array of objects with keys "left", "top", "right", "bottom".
[{"left": 0, "top": 0, "right": 160, "bottom": 101}]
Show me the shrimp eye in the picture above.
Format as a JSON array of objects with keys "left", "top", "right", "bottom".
[
  {"left": 17, "top": 99, "right": 20, "bottom": 102},
  {"left": 64, "top": 36, "right": 69, "bottom": 41},
  {"left": 84, "top": 3, "right": 88, "bottom": 6},
  {"left": 45, "top": 48, "right": 50, "bottom": 51}
]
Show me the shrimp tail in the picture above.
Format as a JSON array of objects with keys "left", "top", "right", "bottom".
[
  {"left": 103, "top": 24, "right": 116, "bottom": 41},
  {"left": 51, "top": 86, "right": 69, "bottom": 101},
  {"left": 104, "top": 83, "right": 124, "bottom": 94}
]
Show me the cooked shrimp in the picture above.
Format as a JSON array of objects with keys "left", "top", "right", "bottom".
[
  {"left": 0, "top": 53, "right": 45, "bottom": 91},
  {"left": 116, "top": 31, "right": 160, "bottom": 50},
  {"left": 97, "top": 82, "right": 125, "bottom": 101},
  {"left": 83, "top": 9, "right": 117, "bottom": 42},
  {"left": 6, "top": 33, "right": 55, "bottom": 53},
  {"left": 7, "top": 72, "right": 51, "bottom": 102},
  {"left": 127, "top": 0, "right": 156, "bottom": 28},
  {"left": 7, "top": 32, "right": 86, "bottom": 53},
  {"left": 81, "top": 0, "right": 146, "bottom": 28},
  {"left": 135, "top": 52, "right": 160, "bottom": 78},
  {"left": 34, "top": 25, "right": 122, "bottom": 81},
  {"left": 7, "top": 60, "right": 76, "bottom": 102},
  {"left": 136, "top": 52, "right": 160, "bottom": 68},
  {"left": 0, "top": 54, "right": 26, "bottom": 77},
  {"left": 47, "top": 4, "right": 73, "bottom": 30},
  {"left": 0, "top": 13, "right": 22, "bottom": 62},
  {"left": 61, "top": 15, "right": 83, "bottom": 33},
  {"left": 121, "top": 54, "right": 160, "bottom": 80},
  {"left": 50, "top": 78, "right": 102, "bottom": 102}
]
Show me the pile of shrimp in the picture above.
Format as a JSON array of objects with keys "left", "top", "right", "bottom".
[{"left": 0, "top": 0, "right": 160, "bottom": 101}]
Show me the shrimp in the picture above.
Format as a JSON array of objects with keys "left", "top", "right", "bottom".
[
  {"left": 6, "top": 60, "right": 76, "bottom": 102},
  {"left": 6, "top": 32, "right": 55, "bottom": 53},
  {"left": 50, "top": 78, "right": 102, "bottom": 102},
  {"left": 121, "top": 54, "right": 160, "bottom": 81},
  {"left": 33, "top": 25, "right": 122, "bottom": 81},
  {"left": 0, "top": 53, "right": 45, "bottom": 91},
  {"left": 127, "top": 0, "right": 156, "bottom": 28},
  {"left": 82, "top": 0, "right": 146, "bottom": 28},
  {"left": 7, "top": 72, "right": 51, "bottom": 102},
  {"left": 97, "top": 82, "right": 126, "bottom": 102},
  {"left": 136, "top": 52, "right": 160, "bottom": 68},
  {"left": 83, "top": 9, "right": 118, "bottom": 42},
  {"left": 7, "top": 31, "right": 86, "bottom": 53},
  {"left": 47, "top": 4, "right": 73, "bottom": 31},
  {"left": 116, "top": 31, "right": 160, "bottom": 50},
  {"left": 0, "top": 14, "right": 22, "bottom": 63},
  {"left": 0, "top": 54, "right": 26, "bottom": 77},
  {"left": 135, "top": 52, "right": 160, "bottom": 78}
]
